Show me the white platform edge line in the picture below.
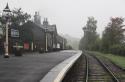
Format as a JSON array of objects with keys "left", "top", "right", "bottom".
[{"left": 40, "top": 50, "right": 82, "bottom": 82}]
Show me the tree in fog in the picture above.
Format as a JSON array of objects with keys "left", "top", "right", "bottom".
[
  {"left": 11, "top": 8, "right": 31, "bottom": 26},
  {"left": 0, "top": 8, "right": 31, "bottom": 35},
  {"left": 0, "top": 8, "right": 31, "bottom": 25},
  {"left": 79, "top": 17, "right": 99, "bottom": 51},
  {"left": 102, "top": 17, "right": 125, "bottom": 54}
]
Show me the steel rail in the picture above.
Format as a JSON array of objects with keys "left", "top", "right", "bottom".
[{"left": 84, "top": 54, "right": 89, "bottom": 82}]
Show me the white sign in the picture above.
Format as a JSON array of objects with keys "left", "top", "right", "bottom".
[{"left": 57, "top": 43, "right": 60, "bottom": 48}]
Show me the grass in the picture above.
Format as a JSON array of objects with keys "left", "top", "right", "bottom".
[{"left": 90, "top": 51, "right": 125, "bottom": 68}]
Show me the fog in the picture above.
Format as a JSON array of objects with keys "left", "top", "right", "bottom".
[{"left": 0, "top": 0, "right": 125, "bottom": 38}]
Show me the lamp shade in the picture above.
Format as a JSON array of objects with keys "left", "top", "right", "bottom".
[{"left": 2, "top": 3, "right": 11, "bottom": 19}]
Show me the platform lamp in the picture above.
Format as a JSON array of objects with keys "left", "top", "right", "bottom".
[
  {"left": 45, "top": 27, "right": 48, "bottom": 52},
  {"left": 2, "top": 3, "right": 11, "bottom": 58},
  {"left": 44, "top": 18, "right": 49, "bottom": 52}
]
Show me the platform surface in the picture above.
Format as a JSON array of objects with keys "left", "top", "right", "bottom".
[{"left": 0, "top": 50, "right": 78, "bottom": 82}]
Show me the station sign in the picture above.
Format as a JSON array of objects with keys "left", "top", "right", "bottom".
[{"left": 11, "top": 29, "right": 19, "bottom": 37}]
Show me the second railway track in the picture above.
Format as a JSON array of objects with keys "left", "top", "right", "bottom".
[{"left": 85, "top": 53, "right": 116, "bottom": 82}]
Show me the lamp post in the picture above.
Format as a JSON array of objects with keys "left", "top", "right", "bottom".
[
  {"left": 45, "top": 27, "right": 48, "bottom": 52},
  {"left": 2, "top": 3, "right": 11, "bottom": 58}
]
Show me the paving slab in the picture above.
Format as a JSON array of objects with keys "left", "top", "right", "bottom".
[{"left": 0, "top": 50, "right": 77, "bottom": 82}]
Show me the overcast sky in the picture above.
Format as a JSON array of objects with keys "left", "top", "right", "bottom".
[{"left": 0, "top": 0, "right": 125, "bottom": 38}]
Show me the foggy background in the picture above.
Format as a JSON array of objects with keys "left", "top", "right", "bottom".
[{"left": 0, "top": 0, "right": 125, "bottom": 49}]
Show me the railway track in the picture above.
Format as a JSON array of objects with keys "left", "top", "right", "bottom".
[
  {"left": 91, "top": 53, "right": 125, "bottom": 82},
  {"left": 62, "top": 52, "right": 124, "bottom": 82},
  {"left": 85, "top": 54, "right": 115, "bottom": 82}
]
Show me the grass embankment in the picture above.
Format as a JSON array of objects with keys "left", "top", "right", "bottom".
[{"left": 90, "top": 51, "right": 125, "bottom": 69}]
